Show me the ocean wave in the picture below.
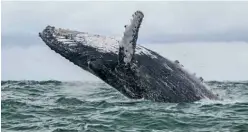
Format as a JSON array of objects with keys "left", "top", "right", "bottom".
[
  {"left": 1, "top": 80, "right": 62, "bottom": 86},
  {"left": 1, "top": 80, "right": 248, "bottom": 131},
  {"left": 55, "top": 97, "right": 84, "bottom": 105}
]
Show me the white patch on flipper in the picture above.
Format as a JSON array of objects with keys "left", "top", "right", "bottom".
[{"left": 119, "top": 11, "right": 144, "bottom": 64}]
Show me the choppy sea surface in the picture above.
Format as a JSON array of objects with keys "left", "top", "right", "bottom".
[{"left": 1, "top": 80, "right": 248, "bottom": 132}]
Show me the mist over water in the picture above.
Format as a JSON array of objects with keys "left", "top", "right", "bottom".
[{"left": 1, "top": 80, "right": 248, "bottom": 132}]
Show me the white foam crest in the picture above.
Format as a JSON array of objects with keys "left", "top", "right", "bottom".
[{"left": 195, "top": 98, "right": 248, "bottom": 105}]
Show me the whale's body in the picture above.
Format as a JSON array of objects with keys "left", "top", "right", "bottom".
[{"left": 39, "top": 11, "right": 218, "bottom": 102}]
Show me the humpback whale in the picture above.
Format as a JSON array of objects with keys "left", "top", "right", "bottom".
[{"left": 39, "top": 11, "right": 218, "bottom": 102}]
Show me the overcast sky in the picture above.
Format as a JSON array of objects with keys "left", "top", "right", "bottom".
[{"left": 2, "top": 1, "right": 248, "bottom": 47}]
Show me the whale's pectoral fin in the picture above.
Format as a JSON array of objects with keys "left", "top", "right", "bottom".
[{"left": 118, "top": 11, "right": 144, "bottom": 66}]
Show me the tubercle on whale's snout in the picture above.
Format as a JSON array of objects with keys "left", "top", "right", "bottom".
[
  {"left": 39, "top": 25, "right": 55, "bottom": 36},
  {"left": 39, "top": 26, "right": 57, "bottom": 46}
]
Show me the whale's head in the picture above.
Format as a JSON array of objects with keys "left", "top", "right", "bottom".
[{"left": 39, "top": 26, "right": 121, "bottom": 72}]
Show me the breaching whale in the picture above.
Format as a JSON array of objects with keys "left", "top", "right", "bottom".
[{"left": 39, "top": 11, "right": 218, "bottom": 102}]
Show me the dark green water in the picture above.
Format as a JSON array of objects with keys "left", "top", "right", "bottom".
[{"left": 1, "top": 80, "right": 248, "bottom": 132}]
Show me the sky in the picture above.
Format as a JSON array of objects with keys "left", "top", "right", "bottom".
[
  {"left": 1, "top": 1, "right": 248, "bottom": 81},
  {"left": 2, "top": 1, "right": 248, "bottom": 46}
]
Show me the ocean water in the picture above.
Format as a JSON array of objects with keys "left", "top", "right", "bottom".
[{"left": 1, "top": 80, "right": 248, "bottom": 132}]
